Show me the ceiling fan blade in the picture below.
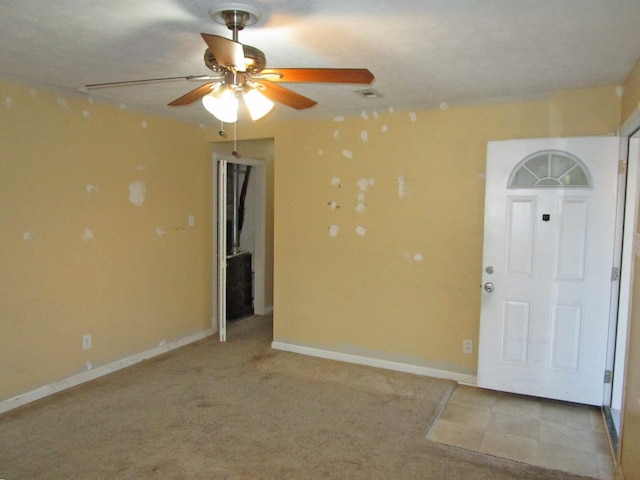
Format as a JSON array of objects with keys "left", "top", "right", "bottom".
[
  {"left": 168, "top": 82, "right": 219, "bottom": 106},
  {"left": 201, "top": 33, "right": 246, "bottom": 72},
  {"left": 260, "top": 68, "right": 374, "bottom": 85},
  {"left": 80, "top": 75, "right": 221, "bottom": 92},
  {"left": 258, "top": 81, "right": 317, "bottom": 110}
]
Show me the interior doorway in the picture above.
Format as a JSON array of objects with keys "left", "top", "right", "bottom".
[{"left": 213, "top": 152, "right": 268, "bottom": 341}]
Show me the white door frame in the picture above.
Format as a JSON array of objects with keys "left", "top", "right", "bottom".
[
  {"left": 611, "top": 111, "right": 640, "bottom": 448},
  {"left": 212, "top": 153, "right": 267, "bottom": 340},
  {"left": 216, "top": 157, "right": 228, "bottom": 341},
  {"left": 603, "top": 140, "right": 627, "bottom": 408}
]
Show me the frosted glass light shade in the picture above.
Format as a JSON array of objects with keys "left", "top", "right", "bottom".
[
  {"left": 244, "top": 88, "right": 274, "bottom": 121},
  {"left": 202, "top": 87, "right": 238, "bottom": 123}
]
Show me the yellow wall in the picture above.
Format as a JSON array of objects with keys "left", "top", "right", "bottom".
[
  {"left": 0, "top": 78, "right": 214, "bottom": 400},
  {"left": 0, "top": 74, "right": 626, "bottom": 428},
  {"left": 619, "top": 58, "right": 640, "bottom": 480},
  {"left": 622, "top": 57, "right": 640, "bottom": 127},
  {"left": 218, "top": 86, "right": 621, "bottom": 374}
]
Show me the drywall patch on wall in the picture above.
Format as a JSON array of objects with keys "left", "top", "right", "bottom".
[
  {"left": 361, "top": 131, "right": 368, "bottom": 143},
  {"left": 356, "top": 179, "right": 374, "bottom": 214},
  {"left": 355, "top": 226, "right": 367, "bottom": 236},
  {"left": 83, "top": 228, "right": 94, "bottom": 241},
  {"left": 330, "top": 177, "right": 341, "bottom": 188},
  {"left": 342, "top": 150, "right": 353, "bottom": 159},
  {"left": 128, "top": 180, "right": 146, "bottom": 206},
  {"left": 403, "top": 250, "right": 424, "bottom": 264},
  {"left": 5, "top": 96, "right": 12, "bottom": 108},
  {"left": 357, "top": 178, "right": 374, "bottom": 192},
  {"left": 329, "top": 225, "right": 340, "bottom": 238},
  {"left": 398, "top": 173, "right": 408, "bottom": 198}
]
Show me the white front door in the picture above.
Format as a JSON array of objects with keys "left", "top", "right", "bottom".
[{"left": 477, "top": 136, "right": 620, "bottom": 406}]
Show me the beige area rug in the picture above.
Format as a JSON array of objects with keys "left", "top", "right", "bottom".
[{"left": 0, "top": 316, "right": 601, "bottom": 479}]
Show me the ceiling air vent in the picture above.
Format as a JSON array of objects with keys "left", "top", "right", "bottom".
[{"left": 356, "top": 88, "right": 382, "bottom": 99}]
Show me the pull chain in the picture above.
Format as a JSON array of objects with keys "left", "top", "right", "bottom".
[{"left": 232, "top": 120, "right": 240, "bottom": 157}]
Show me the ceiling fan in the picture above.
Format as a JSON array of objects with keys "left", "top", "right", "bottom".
[{"left": 83, "top": 4, "right": 375, "bottom": 123}]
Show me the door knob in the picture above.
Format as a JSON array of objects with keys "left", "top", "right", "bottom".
[{"left": 484, "top": 282, "right": 494, "bottom": 293}]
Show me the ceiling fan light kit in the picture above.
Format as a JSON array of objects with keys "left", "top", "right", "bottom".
[
  {"left": 81, "top": 2, "right": 375, "bottom": 124},
  {"left": 202, "top": 85, "right": 239, "bottom": 123},
  {"left": 202, "top": 81, "right": 274, "bottom": 122},
  {"left": 243, "top": 87, "right": 275, "bottom": 120}
]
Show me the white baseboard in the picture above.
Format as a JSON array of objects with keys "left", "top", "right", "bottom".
[
  {"left": 271, "top": 341, "right": 471, "bottom": 382},
  {"left": 0, "top": 328, "right": 216, "bottom": 415}
]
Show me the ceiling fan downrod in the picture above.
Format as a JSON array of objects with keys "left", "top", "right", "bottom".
[{"left": 220, "top": 10, "right": 250, "bottom": 42}]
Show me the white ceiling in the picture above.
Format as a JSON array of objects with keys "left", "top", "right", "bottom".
[{"left": 1, "top": 0, "right": 640, "bottom": 125}]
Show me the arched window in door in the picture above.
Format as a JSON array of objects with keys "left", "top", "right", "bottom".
[{"left": 508, "top": 150, "right": 592, "bottom": 188}]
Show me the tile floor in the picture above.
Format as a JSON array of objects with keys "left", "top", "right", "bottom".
[{"left": 427, "top": 384, "right": 617, "bottom": 479}]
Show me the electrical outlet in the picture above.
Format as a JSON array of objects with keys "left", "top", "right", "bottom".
[
  {"left": 83, "top": 334, "right": 92, "bottom": 350},
  {"left": 463, "top": 339, "right": 473, "bottom": 354}
]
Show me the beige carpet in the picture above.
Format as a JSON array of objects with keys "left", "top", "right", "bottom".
[{"left": 0, "top": 315, "right": 600, "bottom": 479}]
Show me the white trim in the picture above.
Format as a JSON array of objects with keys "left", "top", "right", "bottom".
[
  {"left": 216, "top": 156, "right": 228, "bottom": 341},
  {"left": 620, "top": 104, "right": 640, "bottom": 137},
  {"left": 0, "top": 328, "right": 215, "bottom": 415},
  {"left": 213, "top": 153, "right": 268, "bottom": 325},
  {"left": 271, "top": 341, "right": 471, "bottom": 382},
  {"left": 613, "top": 137, "right": 639, "bottom": 414}
]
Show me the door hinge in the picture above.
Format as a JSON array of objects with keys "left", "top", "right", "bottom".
[
  {"left": 611, "top": 267, "right": 620, "bottom": 281},
  {"left": 604, "top": 370, "right": 613, "bottom": 384},
  {"left": 619, "top": 160, "right": 627, "bottom": 175}
]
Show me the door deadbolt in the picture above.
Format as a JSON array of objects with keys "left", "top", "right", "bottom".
[{"left": 484, "top": 282, "right": 494, "bottom": 293}]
